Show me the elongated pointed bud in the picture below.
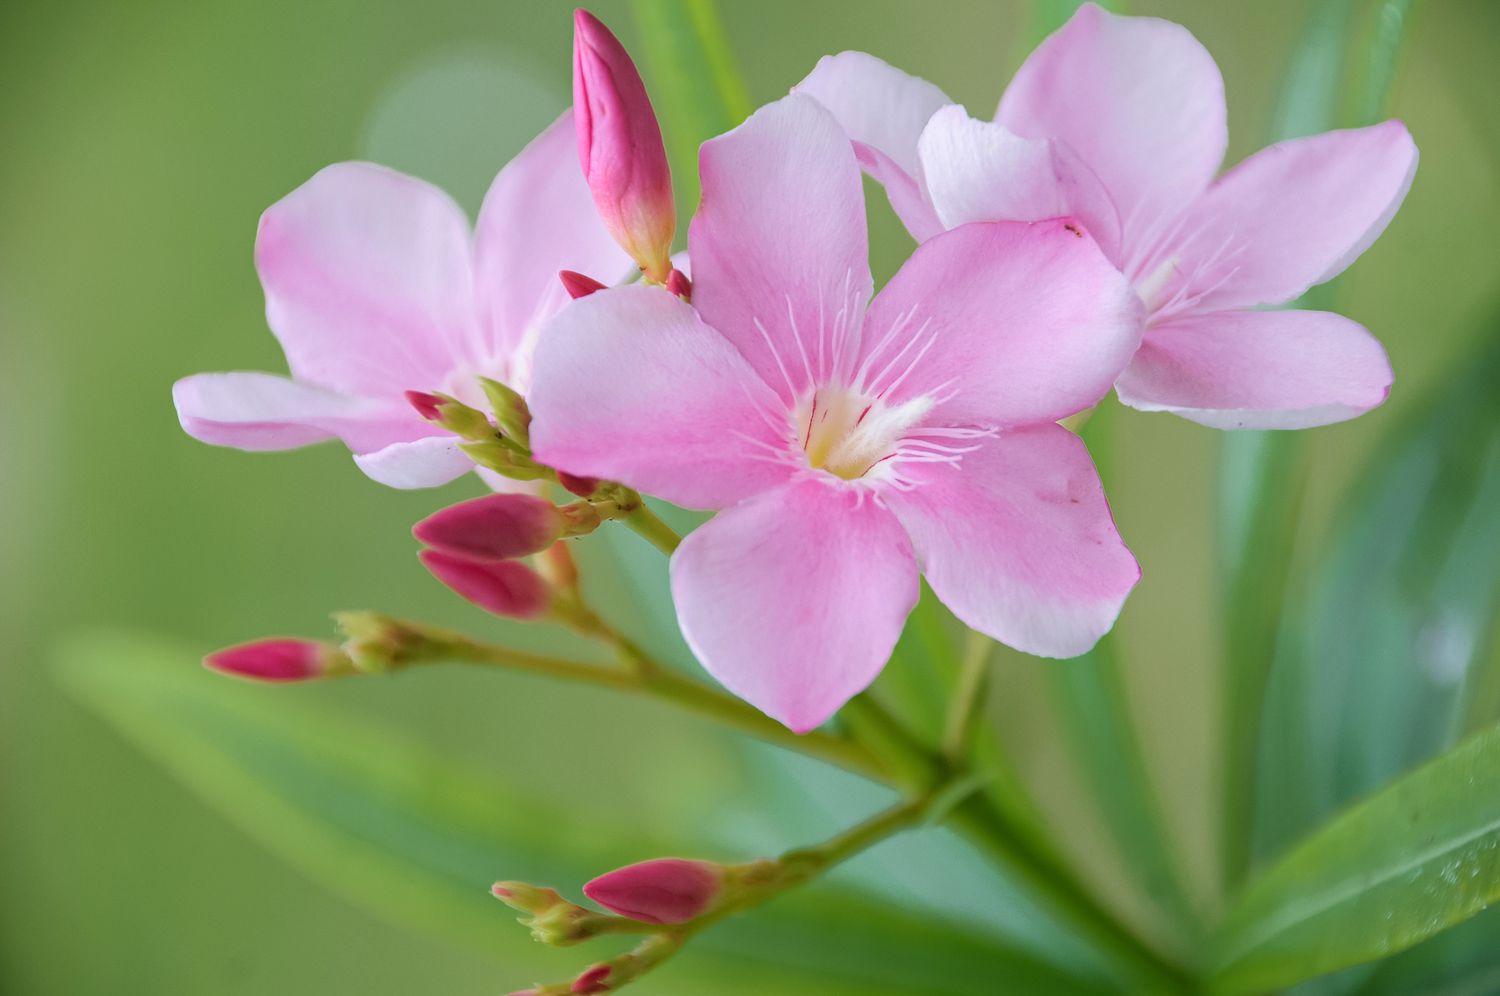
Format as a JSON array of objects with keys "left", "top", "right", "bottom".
[
  {"left": 414, "top": 494, "right": 566, "bottom": 561},
  {"left": 559, "top": 270, "right": 608, "bottom": 299},
  {"left": 583, "top": 858, "right": 723, "bottom": 925},
  {"left": 665, "top": 268, "right": 691, "bottom": 301},
  {"left": 556, "top": 471, "right": 601, "bottom": 498},
  {"left": 479, "top": 377, "right": 532, "bottom": 448},
  {"left": 405, "top": 390, "right": 495, "bottom": 441},
  {"left": 420, "top": 550, "right": 551, "bottom": 619},
  {"left": 572, "top": 965, "right": 612, "bottom": 994},
  {"left": 204, "top": 638, "right": 352, "bottom": 682},
  {"left": 573, "top": 9, "right": 675, "bottom": 282}
]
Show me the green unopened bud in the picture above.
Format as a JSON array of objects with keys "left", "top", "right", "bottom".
[
  {"left": 334, "top": 611, "right": 440, "bottom": 674},
  {"left": 479, "top": 377, "right": 532, "bottom": 448},
  {"left": 492, "top": 882, "right": 618, "bottom": 947},
  {"left": 405, "top": 390, "right": 495, "bottom": 441},
  {"left": 459, "top": 441, "right": 553, "bottom": 481}
]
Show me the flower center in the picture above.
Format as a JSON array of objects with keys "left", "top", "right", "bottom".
[
  {"left": 795, "top": 388, "right": 933, "bottom": 481},
  {"left": 1135, "top": 255, "right": 1181, "bottom": 314}
]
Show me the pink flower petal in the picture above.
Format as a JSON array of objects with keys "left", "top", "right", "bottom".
[
  {"left": 794, "top": 51, "right": 951, "bottom": 241},
  {"left": 1168, "top": 121, "right": 1419, "bottom": 313},
  {"left": 1115, "top": 309, "right": 1393, "bottom": 429},
  {"left": 997, "top": 3, "right": 1226, "bottom": 268},
  {"left": 527, "top": 286, "right": 793, "bottom": 510},
  {"left": 859, "top": 220, "right": 1140, "bottom": 427},
  {"left": 670, "top": 478, "right": 919, "bottom": 732},
  {"left": 473, "top": 111, "right": 635, "bottom": 371},
  {"left": 689, "top": 94, "right": 874, "bottom": 403},
  {"left": 353, "top": 435, "right": 475, "bottom": 489},
  {"left": 255, "top": 162, "right": 481, "bottom": 398},
  {"left": 884, "top": 426, "right": 1138, "bottom": 658},
  {"left": 916, "top": 106, "right": 1123, "bottom": 264},
  {"left": 172, "top": 372, "right": 417, "bottom": 453}
]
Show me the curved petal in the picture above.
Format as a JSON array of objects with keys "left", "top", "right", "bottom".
[
  {"left": 354, "top": 436, "right": 475, "bottom": 489},
  {"left": 917, "top": 106, "right": 1122, "bottom": 263},
  {"left": 172, "top": 372, "right": 417, "bottom": 453},
  {"left": 1169, "top": 121, "right": 1419, "bottom": 313},
  {"left": 1115, "top": 309, "right": 1393, "bottom": 429},
  {"left": 472, "top": 111, "right": 636, "bottom": 369},
  {"left": 997, "top": 3, "right": 1225, "bottom": 266},
  {"left": 689, "top": 94, "right": 873, "bottom": 402},
  {"left": 859, "top": 220, "right": 1141, "bottom": 427},
  {"left": 884, "top": 425, "right": 1138, "bottom": 658},
  {"left": 794, "top": 51, "right": 951, "bottom": 241},
  {"left": 670, "top": 478, "right": 919, "bottom": 732},
  {"left": 527, "top": 286, "right": 793, "bottom": 510},
  {"left": 255, "top": 162, "right": 479, "bottom": 397}
]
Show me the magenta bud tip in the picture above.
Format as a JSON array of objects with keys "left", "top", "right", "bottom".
[
  {"left": 583, "top": 858, "right": 722, "bottom": 925},
  {"left": 414, "top": 493, "right": 566, "bottom": 561},
  {"left": 404, "top": 390, "right": 445, "bottom": 422},
  {"left": 204, "top": 638, "right": 329, "bottom": 682},
  {"left": 572, "top": 965, "right": 613, "bottom": 994},
  {"left": 419, "top": 550, "right": 551, "bottom": 620},
  {"left": 556, "top": 471, "right": 601, "bottom": 497},
  {"left": 665, "top": 269, "right": 692, "bottom": 300},
  {"left": 559, "top": 270, "right": 608, "bottom": 299}
]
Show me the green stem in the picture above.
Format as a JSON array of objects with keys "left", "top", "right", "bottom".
[
  {"left": 336, "top": 614, "right": 885, "bottom": 782},
  {"left": 943, "top": 630, "right": 994, "bottom": 763},
  {"left": 622, "top": 503, "right": 683, "bottom": 555}
]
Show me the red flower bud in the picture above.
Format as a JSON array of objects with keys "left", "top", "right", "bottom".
[
  {"left": 413, "top": 494, "right": 566, "bottom": 561},
  {"left": 665, "top": 268, "right": 692, "bottom": 300},
  {"left": 556, "top": 471, "right": 601, "bottom": 497},
  {"left": 572, "top": 965, "right": 612, "bottom": 994},
  {"left": 204, "top": 638, "right": 342, "bottom": 682},
  {"left": 559, "top": 270, "right": 608, "bottom": 299},
  {"left": 419, "top": 550, "right": 551, "bottom": 619},
  {"left": 404, "top": 390, "right": 445, "bottom": 422},
  {"left": 573, "top": 9, "right": 675, "bottom": 282},
  {"left": 583, "top": 858, "right": 723, "bottom": 925}
]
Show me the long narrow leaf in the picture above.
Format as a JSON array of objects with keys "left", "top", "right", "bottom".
[
  {"left": 56, "top": 631, "right": 1113, "bottom": 996},
  {"left": 1210, "top": 721, "right": 1500, "bottom": 994}
]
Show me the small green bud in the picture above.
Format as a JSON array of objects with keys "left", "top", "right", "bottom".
[
  {"left": 479, "top": 377, "right": 532, "bottom": 448},
  {"left": 458, "top": 441, "right": 553, "bottom": 481}
]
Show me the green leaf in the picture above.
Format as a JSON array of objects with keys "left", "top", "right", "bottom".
[
  {"left": 629, "top": 0, "right": 752, "bottom": 216},
  {"left": 56, "top": 630, "right": 1113, "bottom": 996},
  {"left": 1209, "top": 721, "right": 1500, "bottom": 994},
  {"left": 1256, "top": 328, "right": 1500, "bottom": 861},
  {"left": 1217, "top": 0, "right": 1419, "bottom": 891}
]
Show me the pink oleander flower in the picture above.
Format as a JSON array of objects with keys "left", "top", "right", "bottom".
[
  {"left": 528, "top": 94, "right": 1142, "bottom": 731},
  {"left": 796, "top": 3, "right": 1417, "bottom": 429},
  {"left": 573, "top": 9, "right": 676, "bottom": 284},
  {"left": 172, "top": 113, "right": 632, "bottom": 488},
  {"left": 583, "top": 858, "right": 723, "bottom": 924}
]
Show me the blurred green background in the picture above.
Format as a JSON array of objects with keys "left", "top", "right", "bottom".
[{"left": 3, "top": 1, "right": 1498, "bottom": 993}]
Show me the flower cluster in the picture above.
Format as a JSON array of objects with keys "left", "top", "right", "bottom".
[{"left": 173, "top": 5, "right": 1416, "bottom": 992}]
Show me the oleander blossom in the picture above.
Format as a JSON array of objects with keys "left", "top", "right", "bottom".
[
  {"left": 172, "top": 112, "right": 631, "bottom": 488},
  {"left": 796, "top": 2, "right": 1418, "bottom": 429},
  {"left": 527, "top": 94, "right": 1143, "bottom": 731}
]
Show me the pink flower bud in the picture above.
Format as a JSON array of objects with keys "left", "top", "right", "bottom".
[
  {"left": 204, "top": 638, "right": 341, "bottom": 682},
  {"left": 572, "top": 9, "right": 675, "bottom": 282},
  {"left": 556, "top": 471, "right": 601, "bottom": 497},
  {"left": 404, "top": 390, "right": 445, "bottom": 422},
  {"left": 559, "top": 270, "right": 608, "bottom": 299},
  {"left": 572, "top": 965, "right": 612, "bottom": 994},
  {"left": 419, "top": 550, "right": 551, "bottom": 619},
  {"left": 413, "top": 494, "right": 566, "bottom": 561},
  {"left": 583, "top": 858, "right": 722, "bottom": 925},
  {"left": 665, "top": 268, "right": 692, "bottom": 300}
]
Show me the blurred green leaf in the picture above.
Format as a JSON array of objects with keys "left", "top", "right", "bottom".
[
  {"left": 629, "top": 0, "right": 752, "bottom": 216},
  {"left": 56, "top": 630, "right": 1114, "bottom": 996},
  {"left": 1218, "top": 0, "right": 1418, "bottom": 891},
  {"left": 1209, "top": 720, "right": 1500, "bottom": 994},
  {"left": 1354, "top": 905, "right": 1500, "bottom": 995},
  {"left": 1256, "top": 328, "right": 1500, "bottom": 862}
]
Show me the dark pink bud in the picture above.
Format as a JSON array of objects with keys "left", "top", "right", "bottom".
[
  {"left": 556, "top": 471, "right": 601, "bottom": 498},
  {"left": 559, "top": 270, "right": 608, "bottom": 299},
  {"left": 419, "top": 550, "right": 551, "bottom": 619},
  {"left": 573, "top": 9, "right": 675, "bottom": 282},
  {"left": 204, "top": 638, "right": 338, "bottom": 682},
  {"left": 413, "top": 494, "right": 566, "bottom": 561},
  {"left": 572, "top": 965, "right": 612, "bottom": 994},
  {"left": 665, "top": 268, "right": 691, "bottom": 300},
  {"left": 404, "top": 390, "right": 445, "bottom": 422},
  {"left": 583, "top": 858, "right": 722, "bottom": 925}
]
